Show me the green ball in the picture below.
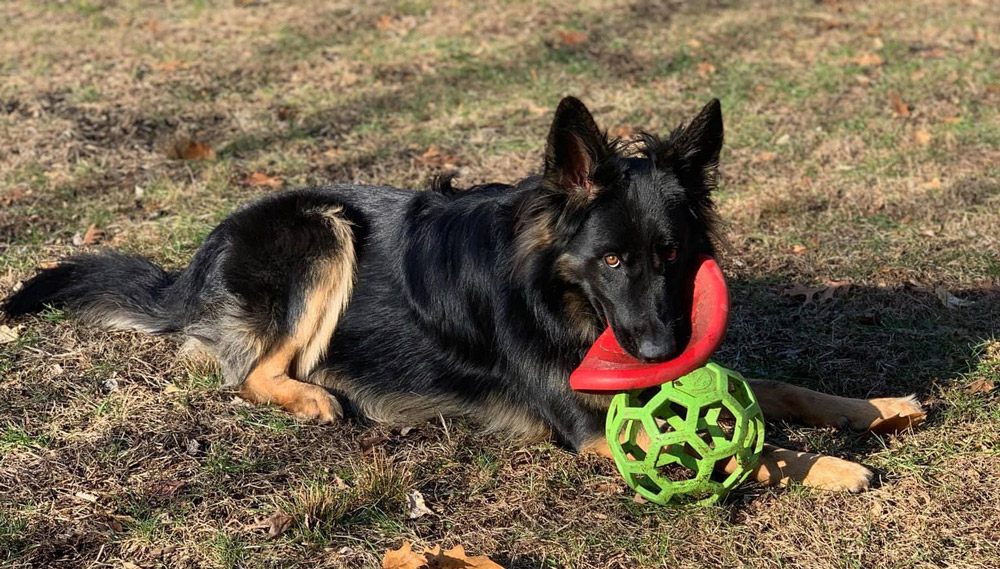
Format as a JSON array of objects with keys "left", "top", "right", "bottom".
[{"left": 605, "top": 363, "right": 765, "bottom": 505}]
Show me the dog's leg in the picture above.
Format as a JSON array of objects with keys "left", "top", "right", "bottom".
[
  {"left": 581, "top": 434, "right": 874, "bottom": 492},
  {"left": 747, "top": 378, "right": 925, "bottom": 433},
  {"left": 240, "top": 342, "right": 343, "bottom": 423},
  {"left": 722, "top": 443, "right": 873, "bottom": 492}
]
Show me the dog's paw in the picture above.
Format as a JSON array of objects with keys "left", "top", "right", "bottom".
[
  {"left": 800, "top": 456, "right": 873, "bottom": 493},
  {"left": 287, "top": 384, "right": 343, "bottom": 424},
  {"left": 856, "top": 395, "right": 926, "bottom": 434}
]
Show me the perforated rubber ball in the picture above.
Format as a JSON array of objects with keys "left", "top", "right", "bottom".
[{"left": 604, "top": 362, "right": 765, "bottom": 505}]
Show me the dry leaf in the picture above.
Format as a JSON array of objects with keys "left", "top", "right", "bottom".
[
  {"left": 686, "top": 38, "right": 702, "bottom": 49},
  {"left": 383, "top": 542, "right": 504, "bottom": 569},
  {"left": 74, "top": 491, "right": 99, "bottom": 503},
  {"left": 889, "top": 92, "right": 910, "bottom": 117},
  {"left": 791, "top": 244, "right": 808, "bottom": 254},
  {"left": 0, "top": 324, "right": 21, "bottom": 344},
  {"left": 819, "top": 278, "right": 852, "bottom": 302},
  {"left": 163, "top": 383, "right": 181, "bottom": 395},
  {"left": 81, "top": 224, "right": 103, "bottom": 246},
  {"left": 167, "top": 137, "right": 215, "bottom": 161},
  {"left": 935, "top": 287, "right": 974, "bottom": 308},
  {"left": 696, "top": 61, "right": 716, "bottom": 77},
  {"left": 987, "top": 84, "right": 1000, "bottom": 94},
  {"left": 154, "top": 60, "right": 185, "bottom": 72},
  {"left": 853, "top": 53, "right": 884, "bottom": 67},
  {"left": 757, "top": 151, "right": 776, "bottom": 162},
  {"left": 415, "top": 146, "right": 459, "bottom": 169},
  {"left": 913, "top": 129, "right": 932, "bottom": 147},
  {"left": 406, "top": 490, "right": 432, "bottom": 519},
  {"left": 147, "top": 480, "right": 184, "bottom": 499},
  {"left": 555, "top": 30, "right": 588, "bottom": 47},
  {"left": 246, "top": 172, "right": 283, "bottom": 189},
  {"left": 383, "top": 542, "right": 428, "bottom": 569},
  {"left": 968, "top": 379, "right": 995, "bottom": 393},
  {"left": 251, "top": 510, "right": 293, "bottom": 539},
  {"left": 865, "top": 20, "right": 882, "bottom": 36}
]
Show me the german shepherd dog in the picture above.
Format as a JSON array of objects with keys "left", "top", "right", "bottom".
[{"left": 2, "top": 97, "right": 924, "bottom": 492}]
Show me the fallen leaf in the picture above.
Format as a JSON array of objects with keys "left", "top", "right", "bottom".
[
  {"left": 383, "top": 542, "right": 504, "bottom": 569},
  {"left": 819, "top": 278, "right": 852, "bottom": 302},
  {"left": 108, "top": 518, "right": 124, "bottom": 533},
  {"left": 163, "top": 383, "right": 181, "bottom": 395},
  {"left": 791, "top": 244, "right": 807, "bottom": 254},
  {"left": 246, "top": 172, "right": 283, "bottom": 189},
  {"left": 610, "top": 125, "right": 635, "bottom": 138},
  {"left": 783, "top": 284, "right": 825, "bottom": 304},
  {"left": 924, "top": 178, "right": 942, "bottom": 189},
  {"left": 147, "top": 480, "right": 185, "bottom": 500},
  {"left": 919, "top": 48, "right": 946, "bottom": 59},
  {"left": 987, "top": 84, "right": 1000, "bottom": 94},
  {"left": 167, "top": 137, "right": 215, "bottom": 161},
  {"left": 122, "top": 561, "right": 140, "bottom": 569},
  {"left": 415, "top": 146, "right": 459, "bottom": 169},
  {"left": 940, "top": 115, "right": 961, "bottom": 124},
  {"left": 686, "top": 38, "right": 702, "bottom": 49},
  {"left": 968, "top": 379, "right": 995, "bottom": 393},
  {"left": 853, "top": 53, "right": 884, "bottom": 67},
  {"left": 697, "top": 61, "right": 716, "bottom": 77},
  {"left": 865, "top": 20, "right": 882, "bottom": 36},
  {"left": 913, "top": 129, "right": 931, "bottom": 147},
  {"left": 0, "top": 324, "right": 20, "bottom": 344},
  {"left": 1, "top": 188, "right": 25, "bottom": 207},
  {"left": 555, "top": 30, "right": 588, "bottom": 47},
  {"left": 757, "top": 151, "right": 776, "bottom": 162},
  {"left": 74, "top": 491, "right": 99, "bottom": 503},
  {"left": 383, "top": 542, "right": 428, "bottom": 569},
  {"left": 889, "top": 92, "right": 911, "bottom": 117},
  {"left": 935, "top": 286, "right": 974, "bottom": 308},
  {"left": 406, "top": 490, "right": 432, "bottom": 519},
  {"left": 81, "top": 224, "right": 103, "bottom": 246},
  {"left": 154, "top": 60, "right": 186, "bottom": 72},
  {"left": 251, "top": 510, "right": 293, "bottom": 539}
]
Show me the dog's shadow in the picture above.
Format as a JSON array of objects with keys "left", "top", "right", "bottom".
[{"left": 720, "top": 276, "right": 997, "bottom": 471}]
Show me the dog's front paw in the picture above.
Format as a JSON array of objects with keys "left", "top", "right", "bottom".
[
  {"left": 800, "top": 456, "right": 873, "bottom": 493},
  {"left": 855, "top": 395, "right": 926, "bottom": 433}
]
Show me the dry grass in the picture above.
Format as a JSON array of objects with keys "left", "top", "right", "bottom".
[{"left": 1, "top": 0, "right": 999, "bottom": 568}]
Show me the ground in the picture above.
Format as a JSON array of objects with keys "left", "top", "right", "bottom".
[{"left": 1, "top": 0, "right": 999, "bottom": 568}]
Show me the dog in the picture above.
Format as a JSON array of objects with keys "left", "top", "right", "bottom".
[{"left": 2, "top": 97, "right": 925, "bottom": 492}]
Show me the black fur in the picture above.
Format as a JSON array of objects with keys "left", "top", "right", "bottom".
[{"left": 2, "top": 97, "right": 724, "bottom": 451}]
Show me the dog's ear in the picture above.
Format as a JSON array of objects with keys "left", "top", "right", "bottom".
[
  {"left": 544, "top": 97, "right": 610, "bottom": 205},
  {"left": 662, "top": 99, "right": 723, "bottom": 195}
]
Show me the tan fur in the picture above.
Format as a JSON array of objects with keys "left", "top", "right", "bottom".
[
  {"left": 722, "top": 444, "right": 873, "bottom": 492},
  {"left": 234, "top": 206, "right": 356, "bottom": 422},
  {"left": 562, "top": 290, "right": 600, "bottom": 342},
  {"left": 511, "top": 201, "right": 555, "bottom": 275},
  {"left": 294, "top": 208, "right": 356, "bottom": 379},
  {"left": 241, "top": 343, "right": 343, "bottom": 423},
  {"left": 747, "top": 378, "right": 925, "bottom": 433}
]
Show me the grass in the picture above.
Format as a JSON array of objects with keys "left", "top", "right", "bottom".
[{"left": 1, "top": 0, "right": 999, "bottom": 568}]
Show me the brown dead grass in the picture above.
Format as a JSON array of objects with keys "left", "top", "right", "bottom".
[{"left": 1, "top": 1, "right": 999, "bottom": 568}]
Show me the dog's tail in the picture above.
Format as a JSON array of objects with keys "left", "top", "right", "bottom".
[{"left": 2, "top": 252, "right": 181, "bottom": 334}]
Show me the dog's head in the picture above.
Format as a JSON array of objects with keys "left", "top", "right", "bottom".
[{"left": 519, "top": 97, "right": 723, "bottom": 362}]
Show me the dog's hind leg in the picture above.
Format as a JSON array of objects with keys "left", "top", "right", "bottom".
[
  {"left": 746, "top": 378, "right": 925, "bottom": 434},
  {"left": 186, "top": 196, "right": 357, "bottom": 423}
]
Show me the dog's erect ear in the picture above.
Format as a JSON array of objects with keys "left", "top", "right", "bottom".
[
  {"left": 544, "top": 97, "right": 610, "bottom": 204},
  {"left": 662, "top": 99, "right": 724, "bottom": 194}
]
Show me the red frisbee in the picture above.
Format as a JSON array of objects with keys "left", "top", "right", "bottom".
[{"left": 569, "top": 255, "right": 729, "bottom": 393}]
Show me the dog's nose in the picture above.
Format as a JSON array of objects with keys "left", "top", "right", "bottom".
[{"left": 636, "top": 336, "right": 678, "bottom": 362}]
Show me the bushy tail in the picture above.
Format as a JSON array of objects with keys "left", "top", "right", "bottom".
[{"left": 2, "top": 252, "right": 180, "bottom": 333}]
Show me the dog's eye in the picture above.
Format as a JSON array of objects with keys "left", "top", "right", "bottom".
[
  {"left": 604, "top": 254, "right": 621, "bottom": 268},
  {"left": 665, "top": 248, "right": 678, "bottom": 262}
]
